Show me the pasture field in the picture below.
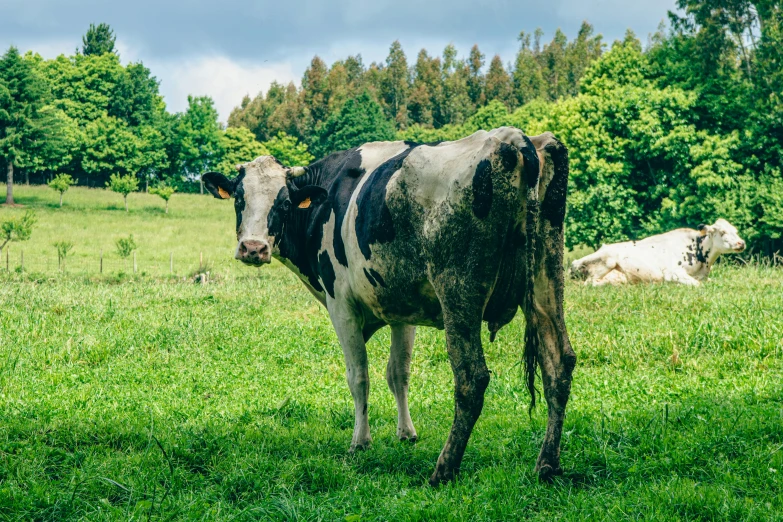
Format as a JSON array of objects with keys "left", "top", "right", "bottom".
[{"left": 0, "top": 186, "right": 782, "bottom": 521}]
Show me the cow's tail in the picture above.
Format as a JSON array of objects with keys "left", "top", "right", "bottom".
[{"left": 519, "top": 137, "right": 541, "bottom": 413}]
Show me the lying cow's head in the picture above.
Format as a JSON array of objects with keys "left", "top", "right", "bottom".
[
  {"left": 698, "top": 219, "right": 746, "bottom": 254},
  {"left": 202, "top": 156, "right": 327, "bottom": 266}
]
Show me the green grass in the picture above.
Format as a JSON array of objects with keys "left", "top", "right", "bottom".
[
  {"left": 0, "top": 185, "right": 240, "bottom": 277},
  {"left": 0, "top": 185, "right": 782, "bottom": 520}
]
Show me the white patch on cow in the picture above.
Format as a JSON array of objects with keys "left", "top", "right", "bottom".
[
  {"left": 234, "top": 156, "right": 288, "bottom": 257},
  {"left": 571, "top": 219, "right": 746, "bottom": 286}
]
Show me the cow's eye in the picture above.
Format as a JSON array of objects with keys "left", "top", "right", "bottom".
[{"left": 282, "top": 200, "right": 291, "bottom": 212}]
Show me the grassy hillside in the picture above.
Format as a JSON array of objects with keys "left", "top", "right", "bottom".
[
  {"left": 0, "top": 185, "right": 255, "bottom": 277},
  {"left": 0, "top": 184, "right": 781, "bottom": 520}
]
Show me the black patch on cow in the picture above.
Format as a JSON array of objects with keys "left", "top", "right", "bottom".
[
  {"left": 294, "top": 148, "right": 367, "bottom": 268},
  {"left": 520, "top": 135, "right": 541, "bottom": 189},
  {"left": 498, "top": 142, "right": 519, "bottom": 172},
  {"left": 267, "top": 186, "right": 290, "bottom": 241},
  {"left": 695, "top": 236, "right": 708, "bottom": 263},
  {"left": 540, "top": 140, "right": 568, "bottom": 227},
  {"left": 232, "top": 169, "right": 247, "bottom": 234},
  {"left": 368, "top": 268, "right": 386, "bottom": 288},
  {"left": 318, "top": 251, "right": 336, "bottom": 298},
  {"left": 355, "top": 145, "right": 420, "bottom": 260},
  {"left": 363, "top": 268, "right": 377, "bottom": 287},
  {"left": 472, "top": 159, "right": 494, "bottom": 219}
]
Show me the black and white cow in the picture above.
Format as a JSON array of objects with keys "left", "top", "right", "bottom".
[
  {"left": 570, "top": 219, "right": 746, "bottom": 286},
  {"left": 202, "top": 127, "right": 575, "bottom": 484}
]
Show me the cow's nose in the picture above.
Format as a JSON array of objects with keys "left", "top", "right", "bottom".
[
  {"left": 737, "top": 240, "right": 746, "bottom": 251},
  {"left": 238, "top": 240, "right": 270, "bottom": 264}
]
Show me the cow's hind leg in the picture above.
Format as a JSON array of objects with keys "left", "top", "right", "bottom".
[
  {"left": 528, "top": 137, "right": 577, "bottom": 481},
  {"left": 387, "top": 324, "right": 417, "bottom": 441},
  {"left": 327, "top": 300, "right": 372, "bottom": 451},
  {"left": 428, "top": 273, "right": 490, "bottom": 485}
]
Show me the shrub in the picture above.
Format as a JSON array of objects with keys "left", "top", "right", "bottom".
[
  {"left": 48, "top": 174, "right": 75, "bottom": 207},
  {"left": 115, "top": 234, "right": 137, "bottom": 258},
  {"left": 106, "top": 174, "right": 139, "bottom": 212}
]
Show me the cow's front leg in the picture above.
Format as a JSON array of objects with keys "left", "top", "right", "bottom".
[
  {"left": 327, "top": 299, "right": 372, "bottom": 451},
  {"left": 387, "top": 324, "right": 417, "bottom": 441}
]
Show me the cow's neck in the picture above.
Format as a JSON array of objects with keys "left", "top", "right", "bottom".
[
  {"left": 273, "top": 210, "right": 327, "bottom": 303},
  {"left": 692, "top": 234, "right": 720, "bottom": 274}
]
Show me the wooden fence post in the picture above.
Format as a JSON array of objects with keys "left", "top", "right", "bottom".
[
  {"left": 133, "top": 251, "right": 137, "bottom": 274},
  {"left": 6, "top": 247, "right": 9, "bottom": 272},
  {"left": 200, "top": 252, "right": 203, "bottom": 271},
  {"left": 100, "top": 249, "right": 103, "bottom": 274},
  {"left": 20, "top": 250, "right": 23, "bottom": 272}
]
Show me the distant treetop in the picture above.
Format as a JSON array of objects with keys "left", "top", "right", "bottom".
[{"left": 81, "top": 23, "right": 117, "bottom": 56}]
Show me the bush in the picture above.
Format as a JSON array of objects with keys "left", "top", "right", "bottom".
[
  {"left": 149, "top": 184, "right": 176, "bottom": 214},
  {"left": 115, "top": 234, "right": 137, "bottom": 258},
  {"left": 106, "top": 174, "right": 139, "bottom": 212},
  {"left": 0, "top": 210, "right": 36, "bottom": 251},
  {"left": 48, "top": 174, "right": 75, "bottom": 207}
]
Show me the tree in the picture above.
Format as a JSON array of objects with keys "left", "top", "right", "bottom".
[
  {"left": 485, "top": 55, "right": 514, "bottom": 109},
  {"left": 53, "top": 241, "right": 74, "bottom": 270},
  {"left": 314, "top": 91, "right": 396, "bottom": 157},
  {"left": 115, "top": 234, "right": 137, "bottom": 258},
  {"left": 467, "top": 44, "right": 486, "bottom": 106},
  {"left": 217, "top": 126, "right": 268, "bottom": 175},
  {"left": 264, "top": 132, "right": 314, "bottom": 166},
  {"left": 149, "top": 184, "right": 175, "bottom": 214},
  {"left": 48, "top": 173, "right": 75, "bottom": 207},
  {"left": 81, "top": 23, "right": 117, "bottom": 56},
  {"left": 178, "top": 95, "right": 223, "bottom": 194},
  {"left": 81, "top": 114, "right": 141, "bottom": 182},
  {"left": 0, "top": 47, "right": 52, "bottom": 205},
  {"left": 107, "top": 173, "right": 139, "bottom": 211},
  {"left": 0, "top": 210, "right": 35, "bottom": 252},
  {"left": 380, "top": 41, "right": 411, "bottom": 128}
]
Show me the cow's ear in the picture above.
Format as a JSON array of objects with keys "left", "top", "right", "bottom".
[
  {"left": 203, "top": 172, "right": 235, "bottom": 200},
  {"left": 290, "top": 185, "right": 328, "bottom": 210},
  {"left": 697, "top": 224, "right": 712, "bottom": 236}
]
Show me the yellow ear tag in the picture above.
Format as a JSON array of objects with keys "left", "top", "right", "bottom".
[
  {"left": 218, "top": 187, "right": 231, "bottom": 199},
  {"left": 298, "top": 197, "right": 312, "bottom": 209}
]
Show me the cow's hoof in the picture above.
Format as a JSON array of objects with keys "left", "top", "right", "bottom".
[
  {"left": 349, "top": 440, "right": 371, "bottom": 453},
  {"left": 428, "top": 467, "right": 456, "bottom": 487},
  {"left": 535, "top": 463, "right": 563, "bottom": 483},
  {"left": 399, "top": 434, "right": 418, "bottom": 443}
]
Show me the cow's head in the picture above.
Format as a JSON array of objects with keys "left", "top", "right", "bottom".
[
  {"left": 698, "top": 219, "right": 746, "bottom": 254},
  {"left": 202, "top": 156, "right": 327, "bottom": 266}
]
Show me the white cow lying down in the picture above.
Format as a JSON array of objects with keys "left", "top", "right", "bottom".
[{"left": 570, "top": 219, "right": 746, "bottom": 286}]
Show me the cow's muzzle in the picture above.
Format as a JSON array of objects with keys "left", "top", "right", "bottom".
[
  {"left": 237, "top": 239, "right": 271, "bottom": 265},
  {"left": 735, "top": 240, "right": 746, "bottom": 252}
]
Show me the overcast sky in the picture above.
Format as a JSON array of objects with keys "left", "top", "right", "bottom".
[{"left": 1, "top": 0, "right": 678, "bottom": 122}]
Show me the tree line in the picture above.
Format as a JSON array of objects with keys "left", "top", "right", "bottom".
[
  {"left": 0, "top": 23, "right": 305, "bottom": 202},
  {"left": 2, "top": 1, "right": 783, "bottom": 252}
]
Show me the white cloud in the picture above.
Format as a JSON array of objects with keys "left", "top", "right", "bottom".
[{"left": 148, "top": 55, "right": 297, "bottom": 123}]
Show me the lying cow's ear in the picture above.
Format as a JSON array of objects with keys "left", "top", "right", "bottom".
[
  {"left": 203, "top": 172, "right": 235, "bottom": 200},
  {"left": 290, "top": 185, "right": 328, "bottom": 210}
]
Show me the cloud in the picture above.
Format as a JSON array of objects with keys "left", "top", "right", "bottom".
[{"left": 148, "top": 55, "right": 297, "bottom": 121}]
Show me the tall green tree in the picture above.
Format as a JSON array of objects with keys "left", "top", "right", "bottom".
[
  {"left": 467, "top": 44, "right": 486, "bottom": 106},
  {"left": 380, "top": 41, "right": 411, "bottom": 128},
  {"left": 81, "top": 23, "right": 117, "bottom": 56},
  {"left": 314, "top": 91, "right": 396, "bottom": 157},
  {"left": 484, "top": 55, "right": 514, "bottom": 109},
  {"left": 217, "top": 126, "right": 268, "bottom": 175},
  {"left": 178, "top": 95, "right": 223, "bottom": 194},
  {"left": 0, "top": 47, "right": 54, "bottom": 205}
]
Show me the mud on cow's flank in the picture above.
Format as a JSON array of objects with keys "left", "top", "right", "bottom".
[{"left": 202, "top": 127, "right": 575, "bottom": 485}]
